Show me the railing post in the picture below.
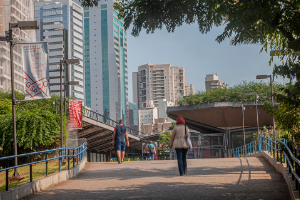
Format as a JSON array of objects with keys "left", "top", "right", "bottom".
[
  {"left": 73, "top": 149, "right": 75, "bottom": 168},
  {"left": 77, "top": 146, "right": 79, "bottom": 165},
  {"left": 280, "top": 150, "right": 282, "bottom": 164},
  {"left": 5, "top": 159, "right": 9, "bottom": 191},
  {"left": 59, "top": 149, "right": 61, "bottom": 172},
  {"left": 255, "top": 141, "right": 257, "bottom": 154},
  {"left": 276, "top": 142, "right": 278, "bottom": 161},
  {"left": 46, "top": 152, "right": 48, "bottom": 176},
  {"left": 30, "top": 155, "right": 33, "bottom": 182},
  {"left": 68, "top": 149, "right": 70, "bottom": 170},
  {"left": 295, "top": 149, "right": 298, "bottom": 190}
]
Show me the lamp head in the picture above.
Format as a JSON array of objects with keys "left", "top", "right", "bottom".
[{"left": 256, "top": 75, "right": 271, "bottom": 79}]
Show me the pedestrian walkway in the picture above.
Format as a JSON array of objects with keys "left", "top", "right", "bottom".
[{"left": 25, "top": 157, "right": 290, "bottom": 199}]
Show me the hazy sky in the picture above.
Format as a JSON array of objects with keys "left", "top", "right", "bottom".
[{"left": 126, "top": 23, "right": 287, "bottom": 102}]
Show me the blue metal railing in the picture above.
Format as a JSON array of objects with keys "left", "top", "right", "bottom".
[
  {"left": 0, "top": 142, "right": 87, "bottom": 191},
  {"left": 227, "top": 136, "right": 300, "bottom": 196}
]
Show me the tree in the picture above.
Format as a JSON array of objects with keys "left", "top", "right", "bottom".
[
  {"left": 178, "top": 80, "right": 284, "bottom": 105},
  {"left": 157, "top": 132, "right": 172, "bottom": 154},
  {"left": 169, "top": 121, "right": 176, "bottom": 130},
  {"left": 0, "top": 91, "right": 68, "bottom": 157}
]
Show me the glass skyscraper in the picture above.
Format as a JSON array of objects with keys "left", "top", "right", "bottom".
[{"left": 83, "top": 0, "right": 129, "bottom": 124}]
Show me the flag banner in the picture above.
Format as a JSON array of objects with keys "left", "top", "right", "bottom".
[
  {"left": 69, "top": 100, "right": 82, "bottom": 130},
  {"left": 22, "top": 42, "right": 50, "bottom": 100}
]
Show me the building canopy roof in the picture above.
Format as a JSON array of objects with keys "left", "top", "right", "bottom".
[{"left": 167, "top": 102, "right": 277, "bottom": 133}]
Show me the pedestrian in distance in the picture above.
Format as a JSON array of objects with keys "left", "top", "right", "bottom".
[
  {"left": 148, "top": 141, "right": 155, "bottom": 160},
  {"left": 112, "top": 120, "right": 129, "bottom": 164},
  {"left": 170, "top": 116, "right": 190, "bottom": 176}
]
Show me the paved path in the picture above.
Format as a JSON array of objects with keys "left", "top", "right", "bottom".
[{"left": 25, "top": 157, "right": 290, "bottom": 200}]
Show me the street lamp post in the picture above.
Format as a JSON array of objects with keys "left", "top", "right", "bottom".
[
  {"left": 0, "top": 21, "right": 39, "bottom": 177},
  {"left": 242, "top": 105, "right": 246, "bottom": 155},
  {"left": 60, "top": 59, "right": 80, "bottom": 148},
  {"left": 244, "top": 93, "right": 259, "bottom": 138},
  {"left": 256, "top": 75, "right": 276, "bottom": 141}
]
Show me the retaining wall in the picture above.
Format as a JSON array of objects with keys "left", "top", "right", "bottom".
[
  {"left": 252, "top": 151, "right": 299, "bottom": 200},
  {"left": 0, "top": 157, "right": 87, "bottom": 200}
]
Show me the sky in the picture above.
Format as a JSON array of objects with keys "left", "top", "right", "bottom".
[{"left": 126, "top": 23, "right": 287, "bottom": 102}]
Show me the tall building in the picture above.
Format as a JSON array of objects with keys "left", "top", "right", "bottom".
[
  {"left": 133, "top": 63, "right": 185, "bottom": 109},
  {"left": 205, "top": 73, "right": 226, "bottom": 91},
  {"left": 83, "top": 0, "right": 129, "bottom": 124},
  {"left": 129, "top": 102, "right": 138, "bottom": 135},
  {"left": 0, "top": 0, "right": 35, "bottom": 91},
  {"left": 185, "top": 84, "right": 195, "bottom": 96},
  {"left": 34, "top": 0, "right": 84, "bottom": 101}
]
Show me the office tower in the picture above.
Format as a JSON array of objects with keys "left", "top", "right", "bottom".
[
  {"left": 83, "top": 0, "right": 129, "bottom": 124},
  {"left": 205, "top": 73, "right": 226, "bottom": 91},
  {"left": 34, "top": 0, "right": 84, "bottom": 101},
  {"left": 185, "top": 84, "right": 195, "bottom": 96},
  {"left": 132, "top": 63, "right": 185, "bottom": 109},
  {"left": 0, "top": 0, "right": 35, "bottom": 91},
  {"left": 128, "top": 102, "right": 138, "bottom": 135}
]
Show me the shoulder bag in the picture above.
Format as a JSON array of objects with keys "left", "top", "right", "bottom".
[{"left": 185, "top": 124, "right": 193, "bottom": 149}]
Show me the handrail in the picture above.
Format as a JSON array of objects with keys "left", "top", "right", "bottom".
[
  {"left": 2, "top": 142, "right": 88, "bottom": 191},
  {"left": 82, "top": 107, "right": 146, "bottom": 135},
  {"left": 226, "top": 136, "right": 300, "bottom": 196}
]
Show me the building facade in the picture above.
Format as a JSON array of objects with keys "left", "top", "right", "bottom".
[
  {"left": 138, "top": 100, "right": 158, "bottom": 132},
  {"left": 205, "top": 73, "right": 226, "bottom": 91},
  {"left": 185, "top": 84, "right": 195, "bottom": 96},
  {"left": 133, "top": 63, "right": 185, "bottom": 109},
  {"left": 158, "top": 98, "right": 174, "bottom": 122},
  {"left": 0, "top": 0, "right": 35, "bottom": 92},
  {"left": 34, "top": 0, "right": 84, "bottom": 101},
  {"left": 129, "top": 102, "right": 138, "bottom": 135},
  {"left": 83, "top": 0, "right": 129, "bottom": 124}
]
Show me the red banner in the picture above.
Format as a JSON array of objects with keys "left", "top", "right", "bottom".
[{"left": 69, "top": 100, "right": 82, "bottom": 130}]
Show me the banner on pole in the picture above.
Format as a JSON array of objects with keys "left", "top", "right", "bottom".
[
  {"left": 69, "top": 100, "right": 82, "bottom": 130},
  {"left": 22, "top": 42, "right": 50, "bottom": 100}
]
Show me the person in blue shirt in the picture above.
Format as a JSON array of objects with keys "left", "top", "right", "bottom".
[
  {"left": 112, "top": 120, "right": 129, "bottom": 164},
  {"left": 148, "top": 141, "right": 155, "bottom": 160}
]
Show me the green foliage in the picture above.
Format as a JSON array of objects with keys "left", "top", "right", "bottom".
[
  {"left": 168, "top": 122, "right": 176, "bottom": 130},
  {"left": 178, "top": 81, "right": 284, "bottom": 106},
  {"left": 263, "top": 84, "right": 300, "bottom": 146},
  {"left": 0, "top": 91, "right": 68, "bottom": 157},
  {"left": 0, "top": 99, "right": 11, "bottom": 114},
  {"left": 157, "top": 132, "right": 172, "bottom": 153}
]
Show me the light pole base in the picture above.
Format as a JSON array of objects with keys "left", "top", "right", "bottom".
[{"left": 12, "top": 170, "right": 20, "bottom": 177}]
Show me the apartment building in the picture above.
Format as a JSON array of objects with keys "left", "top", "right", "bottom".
[
  {"left": 83, "top": 0, "right": 129, "bottom": 124},
  {"left": 34, "top": 0, "right": 84, "bottom": 101},
  {"left": 205, "top": 73, "right": 226, "bottom": 91},
  {"left": 185, "top": 84, "right": 195, "bottom": 96},
  {"left": 133, "top": 63, "right": 185, "bottom": 109},
  {"left": 0, "top": 0, "right": 35, "bottom": 92}
]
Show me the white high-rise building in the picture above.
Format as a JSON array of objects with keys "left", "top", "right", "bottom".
[
  {"left": 185, "top": 84, "right": 195, "bottom": 96},
  {"left": 83, "top": 0, "right": 129, "bottom": 124},
  {"left": 34, "top": 0, "right": 84, "bottom": 101},
  {"left": 133, "top": 63, "right": 186, "bottom": 108},
  {"left": 0, "top": 0, "right": 35, "bottom": 92}
]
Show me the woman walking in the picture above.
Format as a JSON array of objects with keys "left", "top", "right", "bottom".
[{"left": 170, "top": 116, "right": 190, "bottom": 176}]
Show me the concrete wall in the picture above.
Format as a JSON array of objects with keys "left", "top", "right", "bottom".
[
  {"left": 252, "top": 151, "right": 299, "bottom": 200},
  {"left": 0, "top": 157, "right": 87, "bottom": 200}
]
